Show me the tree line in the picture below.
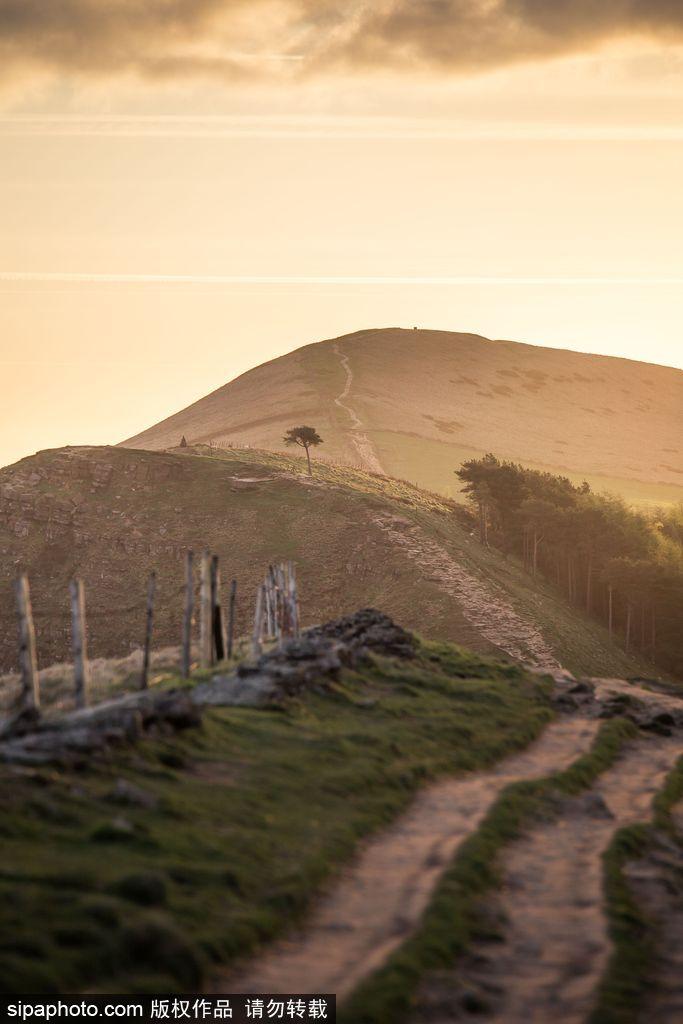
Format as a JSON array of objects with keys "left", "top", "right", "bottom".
[{"left": 456, "top": 454, "right": 683, "bottom": 675}]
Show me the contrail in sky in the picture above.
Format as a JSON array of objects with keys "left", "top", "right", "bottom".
[{"left": 1, "top": 272, "right": 683, "bottom": 286}]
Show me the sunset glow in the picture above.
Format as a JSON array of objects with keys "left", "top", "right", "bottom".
[{"left": 1, "top": 5, "right": 682, "bottom": 468}]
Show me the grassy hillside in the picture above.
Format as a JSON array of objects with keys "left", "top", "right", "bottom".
[
  {"left": 122, "top": 328, "right": 683, "bottom": 507},
  {"left": 0, "top": 443, "right": 656, "bottom": 680},
  {"left": 0, "top": 641, "right": 552, "bottom": 993}
]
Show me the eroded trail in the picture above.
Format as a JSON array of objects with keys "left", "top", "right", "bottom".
[
  {"left": 372, "top": 511, "right": 560, "bottom": 672},
  {"left": 413, "top": 735, "right": 683, "bottom": 1024},
  {"left": 211, "top": 717, "right": 598, "bottom": 999},
  {"left": 332, "top": 342, "right": 385, "bottom": 475}
]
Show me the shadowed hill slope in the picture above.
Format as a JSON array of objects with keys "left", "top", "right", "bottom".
[
  {"left": 0, "top": 444, "right": 655, "bottom": 680},
  {"left": 122, "top": 328, "right": 683, "bottom": 506}
]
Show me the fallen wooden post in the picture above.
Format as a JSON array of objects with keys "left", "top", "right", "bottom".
[
  {"left": 140, "top": 571, "right": 156, "bottom": 690},
  {"left": 227, "top": 579, "right": 237, "bottom": 658},
  {"left": 14, "top": 574, "right": 40, "bottom": 711},
  {"left": 69, "top": 578, "right": 90, "bottom": 709},
  {"left": 181, "top": 550, "right": 194, "bottom": 678}
]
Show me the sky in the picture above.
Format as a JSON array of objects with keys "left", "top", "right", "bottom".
[{"left": 1, "top": 1, "right": 682, "bottom": 469}]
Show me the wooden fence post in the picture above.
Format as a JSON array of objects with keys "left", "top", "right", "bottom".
[
  {"left": 266, "top": 577, "right": 274, "bottom": 638},
  {"left": 251, "top": 584, "right": 265, "bottom": 658},
  {"left": 211, "top": 555, "right": 225, "bottom": 662},
  {"left": 227, "top": 579, "right": 237, "bottom": 658},
  {"left": 69, "top": 579, "right": 90, "bottom": 709},
  {"left": 14, "top": 574, "right": 40, "bottom": 711},
  {"left": 288, "top": 561, "right": 300, "bottom": 637},
  {"left": 140, "top": 571, "right": 156, "bottom": 690},
  {"left": 181, "top": 550, "right": 194, "bottom": 678},
  {"left": 199, "top": 550, "right": 212, "bottom": 669}
]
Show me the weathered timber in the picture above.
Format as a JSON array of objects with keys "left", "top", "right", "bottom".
[
  {"left": 69, "top": 579, "right": 90, "bottom": 709},
  {"left": 210, "top": 555, "right": 221, "bottom": 664},
  {"left": 227, "top": 579, "right": 237, "bottom": 658},
  {"left": 181, "top": 550, "right": 194, "bottom": 678},
  {"left": 14, "top": 574, "right": 40, "bottom": 711},
  {"left": 199, "top": 550, "right": 212, "bottom": 669},
  {"left": 251, "top": 584, "right": 265, "bottom": 658},
  {"left": 140, "top": 571, "right": 156, "bottom": 690}
]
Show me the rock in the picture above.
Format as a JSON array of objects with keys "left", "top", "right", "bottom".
[
  {"left": 1, "top": 609, "right": 416, "bottom": 761},
  {"left": 108, "top": 778, "right": 159, "bottom": 810},
  {"left": 0, "top": 705, "right": 41, "bottom": 740},
  {"left": 307, "top": 607, "right": 416, "bottom": 661},
  {"left": 195, "top": 610, "right": 415, "bottom": 708}
]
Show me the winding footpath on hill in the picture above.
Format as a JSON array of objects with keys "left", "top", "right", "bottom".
[
  {"left": 214, "top": 675, "right": 683, "bottom": 1020},
  {"left": 414, "top": 730, "right": 682, "bottom": 1024},
  {"left": 332, "top": 342, "right": 386, "bottom": 475},
  {"left": 213, "top": 718, "right": 599, "bottom": 999},
  {"left": 371, "top": 510, "right": 561, "bottom": 672}
]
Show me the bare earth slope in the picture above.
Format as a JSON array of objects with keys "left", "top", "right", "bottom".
[
  {"left": 122, "top": 328, "right": 683, "bottom": 505},
  {"left": 0, "top": 444, "right": 653, "bottom": 678}
]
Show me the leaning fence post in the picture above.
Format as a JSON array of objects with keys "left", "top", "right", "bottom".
[
  {"left": 227, "top": 578, "right": 237, "bottom": 658},
  {"left": 69, "top": 578, "right": 90, "bottom": 709},
  {"left": 181, "top": 550, "right": 194, "bottom": 678},
  {"left": 14, "top": 574, "right": 40, "bottom": 711},
  {"left": 199, "top": 550, "right": 212, "bottom": 669},
  {"left": 251, "top": 584, "right": 265, "bottom": 658},
  {"left": 140, "top": 571, "right": 156, "bottom": 690}
]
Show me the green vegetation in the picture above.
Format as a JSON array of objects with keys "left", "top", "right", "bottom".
[
  {"left": 0, "top": 640, "right": 552, "bottom": 993},
  {"left": 457, "top": 455, "right": 683, "bottom": 676},
  {"left": 0, "top": 443, "right": 658, "bottom": 681},
  {"left": 370, "top": 430, "right": 683, "bottom": 509},
  {"left": 193, "top": 445, "right": 658, "bottom": 680},
  {"left": 591, "top": 753, "right": 683, "bottom": 1024},
  {"left": 340, "top": 717, "right": 637, "bottom": 1024},
  {"left": 282, "top": 425, "right": 324, "bottom": 476}
]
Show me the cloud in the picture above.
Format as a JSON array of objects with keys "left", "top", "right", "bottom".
[
  {"left": 0, "top": 0, "right": 682, "bottom": 86},
  {"left": 301, "top": 1, "right": 683, "bottom": 73},
  {"left": 0, "top": 0, "right": 268, "bottom": 83}
]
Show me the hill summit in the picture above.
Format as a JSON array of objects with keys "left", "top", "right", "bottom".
[{"left": 122, "top": 328, "right": 683, "bottom": 506}]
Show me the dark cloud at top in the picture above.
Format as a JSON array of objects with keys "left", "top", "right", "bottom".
[
  {"left": 0, "top": 0, "right": 682, "bottom": 86},
  {"left": 308, "top": 0, "right": 683, "bottom": 73}
]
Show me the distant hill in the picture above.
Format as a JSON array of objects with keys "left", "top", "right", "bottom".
[
  {"left": 0, "top": 444, "right": 655, "bottom": 680},
  {"left": 123, "top": 328, "right": 683, "bottom": 507}
]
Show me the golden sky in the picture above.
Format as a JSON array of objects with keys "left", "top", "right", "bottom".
[{"left": 1, "top": 1, "right": 682, "bottom": 468}]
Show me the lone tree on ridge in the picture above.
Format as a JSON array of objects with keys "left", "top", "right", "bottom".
[
  {"left": 283, "top": 425, "right": 323, "bottom": 476},
  {"left": 179, "top": 435, "right": 188, "bottom": 448}
]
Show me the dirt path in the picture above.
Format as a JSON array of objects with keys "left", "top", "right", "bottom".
[
  {"left": 413, "top": 735, "right": 683, "bottom": 1024},
  {"left": 211, "top": 717, "right": 598, "bottom": 999},
  {"left": 372, "top": 511, "right": 561, "bottom": 672},
  {"left": 332, "top": 342, "right": 386, "bottom": 475}
]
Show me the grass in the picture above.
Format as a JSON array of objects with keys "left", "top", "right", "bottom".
[
  {"left": 590, "top": 753, "right": 683, "bottom": 1024},
  {"left": 340, "top": 717, "right": 637, "bottom": 1024},
  {"left": 369, "top": 430, "right": 683, "bottom": 509},
  {"left": 0, "top": 443, "right": 659, "bottom": 682},
  {"left": 190, "top": 445, "right": 657, "bottom": 680},
  {"left": 0, "top": 639, "right": 552, "bottom": 994}
]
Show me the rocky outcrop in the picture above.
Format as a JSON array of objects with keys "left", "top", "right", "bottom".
[
  {"left": 553, "top": 675, "right": 683, "bottom": 735},
  {"left": 194, "top": 608, "right": 415, "bottom": 707},
  {"left": 0, "top": 688, "right": 201, "bottom": 767},
  {"left": 0, "top": 609, "right": 415, "bottom": 765}
]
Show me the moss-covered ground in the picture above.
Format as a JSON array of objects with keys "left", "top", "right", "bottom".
[{"left": 0, "top": 640, "right": 551, "bottom": 994}]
